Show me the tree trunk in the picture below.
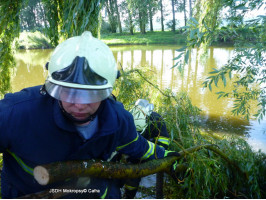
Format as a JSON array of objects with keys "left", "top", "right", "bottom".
[
  {"left": 171, "top": 0, "right": 175, "bottom": 32},
  {"left": 189, "top": 0, "right": 192, "bottom": 18},
  {"left": 129, "top": 11, "right": 134, "bottom": 35},
  {"left": 114, "top": 0, "right": 122, "bottom": 34},
  {"left": 38, "top": 1, "right": 47, "bottom": 29},
  {"left": 148, "top": 3, "right": 153, "bottom": 32},
  {"left": 106, "top": 0, "right": 117, "bottom": 33},
  {"left": 183, "top": 0, "right": 187, "bottom": 26},
  {"left": 139, "top": 10, "right": 146, "bottom": 34},
  {"left": 160, "top": 0, "right": 164, "bottom": 31}
]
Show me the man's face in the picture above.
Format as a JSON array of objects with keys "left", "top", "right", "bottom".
[{"left": 61, "top": 101, "right": 101, "bottom": 121}]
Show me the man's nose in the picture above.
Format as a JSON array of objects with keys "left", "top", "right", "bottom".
[{"left": 74, "top": 103, "right": 87, "bottom": 109}]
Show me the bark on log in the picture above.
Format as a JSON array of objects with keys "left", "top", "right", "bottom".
[
  {"left": 34, "top": 143, "right": 248, "bottom": 186},
  {"left": 34, "top": 156, "right": 187, "bottom": 186},
  {"left": 33, "top": 144, "right": 217, "bottom": 186},
  {"left": 20, "top": 144, "right": 247, "bottom": 199}
]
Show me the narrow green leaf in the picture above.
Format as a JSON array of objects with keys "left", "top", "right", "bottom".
[
  {"left": 191, "top": 17, "right": 199, "bottom": 25},
  {"left": 173, "top": 52, "right": 184, "bottom": 60},
  {"left": 214, "top": 77, "right": 219, "bottom": 87},
  {"left": 184, "top": 50, "right": 189, "bottom": 64},
  {"left": 176, "top": 46, "right": 187, "bottom": 52},
  {"left": 221, "top": 73, "right": 226, "bottom": 87},
  {"left": 190, "top": 29, "right": 196, "bottom": 39},
  {"left": 209, "top": 83, "right": 212, "bottom": 92}
]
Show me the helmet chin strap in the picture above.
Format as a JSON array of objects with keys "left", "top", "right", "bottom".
[{"left": 58, "top": 101, "right": 99, "bottom": 124}]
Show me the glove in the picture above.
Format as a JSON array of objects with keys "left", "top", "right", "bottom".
[
  {"left": 164, "top": 150, "right": 186, "bottom": 183},
  {"left": 164, "top": 150, "right": 180, "bottom": 158}
]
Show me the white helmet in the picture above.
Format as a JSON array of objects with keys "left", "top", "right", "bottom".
[
  {"left": 130, "top": 99, "right": 154, "bottom": 133},
  {"left": 45, "top": 31, "right": 117, "bottom": 104}
]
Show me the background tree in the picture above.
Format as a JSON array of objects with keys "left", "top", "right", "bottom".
[
  {"left": 160, "top": 0, "right": 165, "bottom": 31},
  {"left": 104, "top": 0, "right": 117, "bottom": 33},
  {"left": 114, "top": 0, "right": 122, "bottom": 34},
  {"left": 183, "top": 0, "right": 187, "bottom": 26},
  {"left": 130, "top": 0, "right": 149, "bottom": 34},
  {"left": 188, "top": 0, "right": 193, "bottom": 18},
  {"left": 147, "top": 0, "right": 159, "bottom": 32},
  {"left": 123, "top": 0, "right": 135, "bottom": 34},
  {"left": 20, "top": 0, "right": 46, "bottom": 31},
  {"left": 171, "top": 0, "right": 176, "bottom": 32}
]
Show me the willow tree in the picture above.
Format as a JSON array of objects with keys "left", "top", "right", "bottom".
[{"left": 0, "top": 1, "right": 22, "bottom": 98}]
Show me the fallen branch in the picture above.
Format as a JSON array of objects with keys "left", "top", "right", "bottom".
[
  {"left": 19, "top": 144, "right": 248, "bottom": 198},
  {"left": 34, "top": 156, "right": 187, "bottom": 186},
  {"left": 34, "top": 144, "right": 231, "bottom": 186}
]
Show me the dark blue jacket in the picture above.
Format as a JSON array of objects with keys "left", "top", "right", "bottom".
[{"left": 0, "top": 86, "right": 165, "bottom": 198}]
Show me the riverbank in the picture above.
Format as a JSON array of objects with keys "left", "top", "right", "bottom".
[
  {"left": 101, "top": 31, "right": 187, "bottom": 46},
  {"left": 16, "top": 31, "right": 188, "bottom": 49}
]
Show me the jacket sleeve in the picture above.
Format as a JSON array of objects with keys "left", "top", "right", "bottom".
[{"left": 116, "top": 110, "right": 165, "bottom": 160}]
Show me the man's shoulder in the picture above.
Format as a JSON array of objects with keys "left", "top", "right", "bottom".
[
  {"left": 0, "top": 85, "right": 45, "bottom": 109},
  {"left": 105, "top": 98, "right": 132, "bottom": 118}
]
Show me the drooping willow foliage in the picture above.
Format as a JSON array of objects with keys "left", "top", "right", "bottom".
[
  {"left": 0, "top": 1, "right": 22, "bottom": 98},
  {"left": 41, "top": 0, "right": 102, "bottom": 46},
  {"left": 193, "top": 0, "right": 223, "bottom": 49}
]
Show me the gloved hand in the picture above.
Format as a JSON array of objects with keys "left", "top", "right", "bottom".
[
  {"left": 164, "top": 150, "right": 186, "bottom": 183},
  {"left": 164, "top": 150, "right": 180, "bottom": 158}
]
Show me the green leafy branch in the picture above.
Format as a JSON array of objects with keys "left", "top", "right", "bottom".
[{"left": 202, "top": 45, "right": 266, "bottom": 121}]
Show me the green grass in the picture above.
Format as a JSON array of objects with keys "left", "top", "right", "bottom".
[
  {"left": 101, "top": 31, "right": 187, "bottom": 46},
  {"left": 15, "top": 31, "right": 187, "bottom": 48}
]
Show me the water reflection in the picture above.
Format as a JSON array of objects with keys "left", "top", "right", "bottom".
[
  {"left": 12, "top": 49, "right": 51, "bottom": 91},
  {"left": 12, "top": 45, "right": 266, "bottom": 153},
  {"left": 111, "top": 45, "right": 251, "bottom": 126}
]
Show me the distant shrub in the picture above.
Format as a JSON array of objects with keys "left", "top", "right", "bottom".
[{"left": 15, "top": 31, "right": 53, "bottom": 49}]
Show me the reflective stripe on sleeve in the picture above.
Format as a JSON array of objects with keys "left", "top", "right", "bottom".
[
  {"left": 100, "top": 187, "right": 108, "bottom": 199},
  {"left": 157, "top": 136, "right": 170, "bottom": 146},
  {"left": 116, "top": 134, "right": 139, "bottom": 151},
  {"left": 7, "top": 150, "right": 33, "bottom": 176},
  {"left": 141, "top": 141, "right": 155, "bottom": 160}
]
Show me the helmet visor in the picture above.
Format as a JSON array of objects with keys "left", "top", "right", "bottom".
[{"left": 45, "top": 81, "right": 112, "bottom": 104}]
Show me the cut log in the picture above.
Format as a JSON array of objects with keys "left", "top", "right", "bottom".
[{"left": 33, "top": 144, "right": 216, "bottom": 185}]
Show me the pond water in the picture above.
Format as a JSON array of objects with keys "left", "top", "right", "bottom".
[{"left": 11, "top": 45, "right": 266, "bottom": 153}]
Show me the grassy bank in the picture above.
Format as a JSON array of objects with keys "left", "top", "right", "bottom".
[
  {"left": 100, "top": 31, "right": 187, "bottom": 45},
  {"left": 15, "top": 31, "right": 186, "bottom": 49}
]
